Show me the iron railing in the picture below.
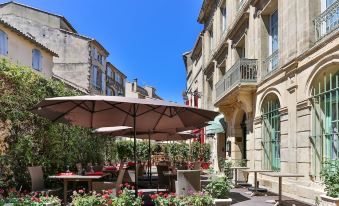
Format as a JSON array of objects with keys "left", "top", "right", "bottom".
[
  {"left": 315, "top": 0, "right": 339, "bottom": 41},
  {"left": 262, "top": 50, "right": 279, "bottom": 79},
  {"left": 215, "top": 58, "right": 257, "bottom": 101},
  {"left": 237, "top": 0, "right": 246, "bottom": 10}
]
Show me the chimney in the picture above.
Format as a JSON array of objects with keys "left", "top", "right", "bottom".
[{"left": 133, "top": 78, "right": 138, "bottom": 92}]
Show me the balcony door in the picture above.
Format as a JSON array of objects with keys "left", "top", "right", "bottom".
[{"left": 269, "top": 10, "right": 278, "bottom": 72}]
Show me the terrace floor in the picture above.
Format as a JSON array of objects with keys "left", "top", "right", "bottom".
[{"left": 230, "top": 188, "right": 313, "bottom": 206}]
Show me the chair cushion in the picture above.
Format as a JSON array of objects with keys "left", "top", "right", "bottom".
[{"left": 248, "top": 187, "right": 267, "bottom": 192}]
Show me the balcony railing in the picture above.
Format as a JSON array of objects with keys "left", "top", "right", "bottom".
[
  {"left": 237, "top": 0, "right": 246, "bottom": 10},
  {"left": 215, "top": 58, "right": 257, "bottom": 101},
  {"left": 315, "top": 0, "right": 339, "bottom": 41},
  {"left": 262, "top": 49, "right": 279, "bottom": 79}
]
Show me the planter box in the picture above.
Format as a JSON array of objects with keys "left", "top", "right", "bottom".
[
  {"left": 320, "top": 195, "right": 339, "bottom": 206},
  {"left": 214, "top": 198, "right": 232, "bottom": 206}
]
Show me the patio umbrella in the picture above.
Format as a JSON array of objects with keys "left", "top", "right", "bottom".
[
  {"left": 31, "top": 95, "right": 218, "bottom": 195},
  {"left": 92, "top": 126, "right": 195, "bottom": 185}
]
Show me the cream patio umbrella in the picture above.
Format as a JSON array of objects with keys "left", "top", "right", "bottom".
[
  {"left": 31, "top": 95, "right": 218, "bottom": 195},
  {"left": 92, "top": 126, "right": 195, "bottom": 185}
]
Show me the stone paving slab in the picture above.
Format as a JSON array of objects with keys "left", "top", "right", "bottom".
[{"left": 230, "top": 188, "right": 313, "bottom": 206}]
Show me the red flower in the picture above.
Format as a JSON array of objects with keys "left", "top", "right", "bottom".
[
  {"left": 164, "top": 193, "right": 168, "bottom": 197},
  {"left": 159, "top": 192, "right": 163, "bottom": 196},
  {"left": 102, "top": 194, "right": 110, "bottom": 199},
  {"left": 138, "top": 191, "right": 143, "bottom": 197},
  {"left": 78, "top": 189, "right": 84, "bottom": 194},
  {"left": 150, "top": 194, "right": 157, "bottom": 199}
]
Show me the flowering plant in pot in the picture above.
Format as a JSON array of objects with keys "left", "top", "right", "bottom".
[
  {"left": 0, "top": 191, "right": 61, "bottom": 206},
  {"left": 151, "top": 192, "right": 213, "bottom": 206},
  {"left": 205, "top": 176, "right": 232, "bottom": 206},
  {"left": 319, "top": 160, "right": 339, "bottom": 206}
]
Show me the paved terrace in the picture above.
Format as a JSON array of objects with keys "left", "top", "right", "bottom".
[{"left": 230, "top": 188, "right": 313, "bottom": 206}]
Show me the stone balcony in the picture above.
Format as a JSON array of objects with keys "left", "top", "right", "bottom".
[
  {"left": 315, "top": 0, "right": 339, "bottom": 41},
  {"left": 214, "top": 58, "right": 258, "bottom": 106}
]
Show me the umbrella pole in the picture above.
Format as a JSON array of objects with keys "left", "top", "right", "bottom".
[
  {"left": 148, "top": 132, "right": 152, "bottom": 186},
  {"left": 133, "top": 105, "right": 138, "bottom": 197}
]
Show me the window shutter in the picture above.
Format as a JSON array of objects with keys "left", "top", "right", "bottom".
[
  {"left": 101, "top": 70, "right": 105, "bottom": 93},
  {"left": 92, "top": 66, "right": 97, "bottom": 86},
  {"left": 0, "top": 30, "right": 8, "bottom": 55}
]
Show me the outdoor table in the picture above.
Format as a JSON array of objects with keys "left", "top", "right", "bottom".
[
  {"left": 49, "top": 173, "right": 109, "bottom": 204},
  {"left": 230, "top": 167, "right": 249, "bottom": 187},
  {"left": 259, "top": 172, "right": 304, "bottom": 206},
  {"left": 241, "top": 169, "right": 273, "bottom": 196},
  {"left": 163, "top": 171, "right": 176, "bottom": 192}
]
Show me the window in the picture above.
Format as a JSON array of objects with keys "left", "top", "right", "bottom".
[
  {"left": 106, "top": 87, "right": 115, "bottom": 96},
  {"left": 115, "top": 74, "right": 121, "bottom": 84},
  {"left": 209, "top": 27, "right": 214, "bottom": 54},
  {"left": 107, "top": 67, "right": 113, "bottom": 79},
  {"left": 32, "top": 49, "right": 42, "bottom": 71},
  {"left": 261, "top": 94, "right": 281, "bottom": 171},
  {"left": 0, "top": 29, "right": 8, "bottom": 56},
  {"left": 269, "top": 10, "right": 279, "bottom": 71},
  {"left": 91, "top": 66, "right": 102, "bottom": 90},
  {"left": 310, "top": 71, "right": 339, "bottom": 177},
  {"left": 220, "top": 5, "right": 227, "bottom": 33},
  {"left": 326, "top": 0, "right": 338, "bottom": 33}
]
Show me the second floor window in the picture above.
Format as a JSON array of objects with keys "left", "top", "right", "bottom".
[
  {"left": 32, "top": 49, "right": 42, "bottom": 71},
  {"left": 221, "top": 5, "right": 227, "bottom": 32},
  {"left": 92, "top": 66, "right": 102, "bottom": 90},
  {"left": 270, "top": 11, "right": 278, "bottom": 54},
  {"left": 0, "top": 29, "right": 8, "bottom": 56},
  {"left": 209, "top": 28, "right": 214, "bottom": 54}
]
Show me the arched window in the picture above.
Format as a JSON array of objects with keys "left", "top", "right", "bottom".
[
  {"left": 0, "top": 29, "right": 8, "bottom": 56},
  {"left": 32, "top": 49, "right": 42, "bottom": 71},
  {"left": 310, "top": 70, "right": 339, "bottom": 176},
  {"left": 261, "top": 93, "right": 281, "bottom": 171}
]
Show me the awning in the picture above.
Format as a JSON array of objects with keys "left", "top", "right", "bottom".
[{"left": 206, "top": 114, "right": 226, "bottom": 135}]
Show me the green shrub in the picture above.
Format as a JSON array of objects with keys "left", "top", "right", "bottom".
[
  {"left": 205, "top": 177, "right": 232, "bottom": 199},
  {"left": 0, "top": 59, "right": 112, "bottom": 190},
  {"left": 320, "top": 160, "right": 339, "bottom": 198}
]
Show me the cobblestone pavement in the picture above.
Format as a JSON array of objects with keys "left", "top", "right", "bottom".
[{"left": 230, "top": 188, "right": 313, "bottom": 206}]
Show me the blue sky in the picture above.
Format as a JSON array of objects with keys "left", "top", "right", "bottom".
[{"left": 4, "top": 0, "right": 204, "bottom": 103}]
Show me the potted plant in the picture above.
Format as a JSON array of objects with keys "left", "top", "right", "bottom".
[
  {"left": 151, "top": 192, "right": 213, "bottom": 206},
  {"left": 205, "top": 176, "right": 232, "bottom": 206},
  {"left": 319, "top": 160, "right": 339, "bottom": 206}
]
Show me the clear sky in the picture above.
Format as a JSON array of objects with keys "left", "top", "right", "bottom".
[{"left": 4, "top": 0, "right": 204, "bottom": 103}]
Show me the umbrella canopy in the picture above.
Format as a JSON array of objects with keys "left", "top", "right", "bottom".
[
  {"left": 206, "top": 114, "right": 226, "bottom": 135},
  {"left": 31, "top": 95, "right": 217, "bottom": 131},
  {"left": 31, "top": 95, "right": 218, "bottom": 195},
  {"left": 92, "top": 127, "right": 195, "bottom": 141}
]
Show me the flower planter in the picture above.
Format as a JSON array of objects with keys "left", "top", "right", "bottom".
[
  {"left": 214, "top": 198, "right": 232, "bottom": 206},
  {"left": 320, "top": 195, "right": 339, "bottom": 206}
]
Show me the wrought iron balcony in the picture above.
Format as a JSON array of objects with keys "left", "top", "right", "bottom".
[
  {"left": 215, "top": 58, "right": 257, "bottom": 103},
  {"left": 315, "top": 0, "right": 339, "bottom": 41},
  {"left": 237, "top": 0, "right": 246, "bottom": 10},
  {"left": 262, "top": 50, "right": 279, "bottom": 79}
]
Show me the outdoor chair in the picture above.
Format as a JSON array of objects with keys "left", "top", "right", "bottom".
[
  {"left": 92, "top": 162, "right": 126, "bottom": 196},
  {"left": 28, "top": 166, "right": 61, "bottom": 195},
  {"left": 156, "top": 165, "right": 170, "bottom": 192},
  {"left": 76, "top": 163, "right": 82, "bottom": 175}
]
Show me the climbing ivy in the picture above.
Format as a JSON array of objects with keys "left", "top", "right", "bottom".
[{"left": 0, "top": 59, "right": 116, "bottom": 191}]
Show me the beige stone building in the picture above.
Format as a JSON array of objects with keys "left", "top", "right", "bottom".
[
  {"left": 0, "top": 1, "right": 114, "bottom": 95},
  {"left": 184, "top": 0, "right": 339, "bottom": 203},
  {"left": 106, "top": 62, "right": 126, "bottom": 96},
  {"left": 0, "top": 18, "right": 57, "bottom": 78},
  {"left": 125, "top": 78, "right": 162, "bottom": 100}
]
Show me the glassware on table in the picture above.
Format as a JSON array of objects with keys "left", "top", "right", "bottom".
[{"left": 66, "top": 165, "right": 70, "bottom": 173}]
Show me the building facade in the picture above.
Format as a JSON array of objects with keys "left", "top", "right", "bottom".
[
  {"left": 0, "top": 19, "right": 57, "bottom": 78},
  {"left": 125, "top": 79, "right": 162, "bottom": 100},
  {"left": 184, "top": 0, "right": 339, "bottom": 202},
  {"left": 0, "top": 1, "right": 121, "bottom": 95},
  {"left": 106, "top": 62, "right": 126, "bottom": 96}
]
